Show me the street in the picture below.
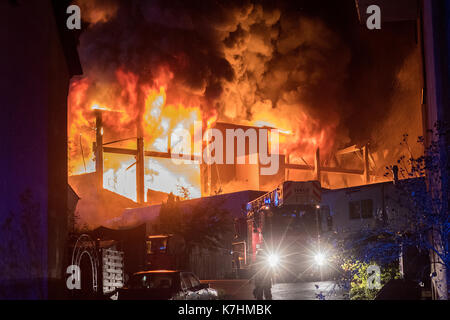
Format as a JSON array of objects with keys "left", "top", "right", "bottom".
[{"left": 201, "top": 280, "right": 349, "bottom": 300}]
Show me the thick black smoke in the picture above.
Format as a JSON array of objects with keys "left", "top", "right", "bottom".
[{"left": 75, "top": 0, "right": 421, "bottom": 163}]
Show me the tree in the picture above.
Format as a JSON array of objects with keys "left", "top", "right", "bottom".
[
  {"left": 383, "top": 124, "right": 449, "bottom": 299},
  {"left": 331, "top": 230, "right": 401, "bottom": 300},
  {"left": 341, "top": 260, "right": 400, "bottom": 300},
  {"left": 337, "top": 124, "right": 449, "bottom": 299},
  {"left": 156, "top": 194, "right": 232, "bottom": 252}
]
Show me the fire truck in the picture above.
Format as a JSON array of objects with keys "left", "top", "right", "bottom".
[{"left": 244, "top": 180, "right": 324, "bottom": 282}]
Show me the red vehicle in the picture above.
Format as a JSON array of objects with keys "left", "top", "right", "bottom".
[
  {"left": 145, "top": 234, "right": 186, "bottom": 270},
  {"left": 245, "top": 181, "right": 325, "bottom": 282}
]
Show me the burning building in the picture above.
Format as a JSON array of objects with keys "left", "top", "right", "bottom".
[
  {"left": 67, "top": 0, "right": 425, "bottom": 230},
  {"left": 2, "top": 0, "right": 449, "bottom": 302}
]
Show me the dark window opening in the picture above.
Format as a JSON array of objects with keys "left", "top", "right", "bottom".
[
  {"left": 349, "top": 199, "right": 373, "bottom": 219},
  {"left": 361, "top": 199, "right": 374, "bottom": 219}
]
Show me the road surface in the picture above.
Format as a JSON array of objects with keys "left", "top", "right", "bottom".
[{"left": 201, "top": 280, "right": 348, "bottom": 300}]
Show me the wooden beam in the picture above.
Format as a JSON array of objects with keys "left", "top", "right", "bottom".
[
  {"left": 284, "top": 164, "right": 312, "bottom": 171},
  {"left": 286, "top": 153, "right": 290, "bottom": 180},
  {"left": 321, "top": 166, "right": 366, "bottom": 175},
  {"left": 103, "top": 147, "right": 137, "bottom": 156},
  {"left": 363, "top": 145, "right": 370, "bottom": 183},
  {"left": 144, "top": 150, "right": 170, "bottom": 158},
  {"left": 144, "top": 150, "right": 202, "bottom": 162},
  {"left": 103, "top": 137, "right": 136, "bottom": 146},
  {"left": 284, "top": 163, "right": 369, "bottom": 176},
  {"left": 136, "top": 137, "right": 145, "bottom": 204},
  {"left": 103, "top": 146, "right": 201, "bottom": 162},
  {"left": 314, "top": 148, "right": 321, "bottom": 183},
  {"left": 336, "top": 144, "right": 360, "bottom": 155},
  {"left": 95, "top": 111, "right": 103, "bottom": 190}
]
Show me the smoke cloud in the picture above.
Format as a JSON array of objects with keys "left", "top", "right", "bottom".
[{"left": 70, "top": 0, "right": 422, "bottom": 184}]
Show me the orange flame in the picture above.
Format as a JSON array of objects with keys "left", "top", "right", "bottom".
[
  {"left": 68, "top": 68, "right": 203, "bottom": 201},
  {"left": 68, "top": 65, "right": 336, "bottom": 202}
]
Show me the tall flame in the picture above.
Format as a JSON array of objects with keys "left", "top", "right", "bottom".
[
  {"left": 68, "top": 68, "right": 203, "bottom": 201},
  {"left": 68, "top": 64, "right": 335, "bottom": 202}
]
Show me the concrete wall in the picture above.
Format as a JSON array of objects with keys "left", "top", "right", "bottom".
[{"left": 422, "top": 0, "right": 450, "bottom": 299}]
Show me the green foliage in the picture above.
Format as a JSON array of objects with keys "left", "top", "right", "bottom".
[
  {"left": 342, "top": 260, "right": 400, "bottom": 300},
  {"left": 383, "top": 125, "right": 450, "bottom": 271}
]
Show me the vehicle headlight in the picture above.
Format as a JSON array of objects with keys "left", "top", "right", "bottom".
[
  {"left": 314, "top": 252, "right": 326, "bottom": 266},
  {"left": 267, "top": 253, "right": 280, "bottom": 268}
]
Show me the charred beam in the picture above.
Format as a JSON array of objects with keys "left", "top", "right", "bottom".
[
  {"left": 136, "top": 137, "right": 145, "bottom": 204},
  {"left": 314, "top": 147, "right": 321, "bottom": 183},
  {"left": 103, "top": 146, "right": 201, "bottom": 161},
  {"left": 336, "top": 144, "right": 360, "bottom": 155},
  {"left": 95, "top": 110, "right": 103, "bottom": 190},
  {"left": 103, "top": 147, "right": 137, "bottom": 156},
  {"left": 284, "top": 163, "right": 370, "bottom": 176},
  {"left": 363, "top": 145, "right": 370, "bottom": 183}
]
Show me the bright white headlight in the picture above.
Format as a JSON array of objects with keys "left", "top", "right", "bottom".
[
  {"left": 314, "top": 253, "right": 325, "bottom": 266},
  {"left": 267, "top": 254, "right": 280, "bottom": 267}
]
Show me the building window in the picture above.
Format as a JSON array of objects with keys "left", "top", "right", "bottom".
[
  {"left": 349, "top": 201, "right": 361, "bottom": 219},
  {"left": 146, "top": 238, "right": 168, "bottom": 254},
  {"left": 349, "top": 199, "right": 373, "bottom": 219},
  {"left": 361, "top": 199, "right": 374, "bottom": 219}
]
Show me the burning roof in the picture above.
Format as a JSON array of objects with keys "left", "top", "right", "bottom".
[{"left": 68, "top": 0, "right": 423, "bottom": 203}]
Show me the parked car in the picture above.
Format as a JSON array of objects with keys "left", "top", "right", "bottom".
[{"left": 117, "top": 270, "right": 218, "bottom": 300}]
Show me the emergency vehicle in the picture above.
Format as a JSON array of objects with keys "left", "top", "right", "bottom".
[{"left": 244, "top": 180, "right": 324, "bottom": 281}]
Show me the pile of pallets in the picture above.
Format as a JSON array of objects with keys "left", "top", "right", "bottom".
[{"left": 102, "top": 248, "right": 124, "bottom": 294}]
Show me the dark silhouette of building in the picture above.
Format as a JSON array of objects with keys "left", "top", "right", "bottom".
[{"left": 0, "top": 0, "right": 82, "bottom": 298}]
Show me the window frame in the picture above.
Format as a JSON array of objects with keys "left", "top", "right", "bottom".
[{"left": 349, "top": 199, "right": 374, "bottom": 220}]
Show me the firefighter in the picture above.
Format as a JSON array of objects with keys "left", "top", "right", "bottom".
[{"left": 252, "top": 249, "right": 273, "bottom": 300}]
